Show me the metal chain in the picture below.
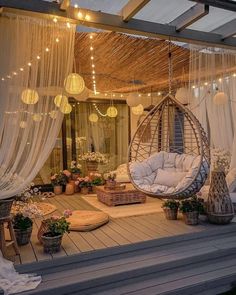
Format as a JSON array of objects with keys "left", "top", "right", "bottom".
[{"left": 168, "top": 39, "right": 172, "bottom": 94}]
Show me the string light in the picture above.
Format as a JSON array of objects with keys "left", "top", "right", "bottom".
[
  {"left": 55, "top": 38, "right": 59, "bottom": 43},
  {"left": 158, "top": 92, "right": 162, "bottom": 96},
  {"left": 91, "top": 56, "right": 94, "bottom": 60},
  {"left": 89, "top": 35, "right": 93, "bottom": 39},
  {"left": 74, "top": 4, "right": 78, "bottom": 8},
  {"left": 13, "top": 72, "right": 17, "bottom": 76},
  {"left": 90, "top": 46, "right": 93, "bottom": 51},
  {"left": 233, "top": 73, "right": 236, "bottom": 77},
  {"left": 77, "top": 11, "right": 83, "bottom": 19},
  {"left": 192, "top": 85, "right": 196, "bottom": 89},
  {"left": 93, "top": 103, "right": 107, "bottom": 117},
  {"left": 28, "top": 62, "right": 32, "bottom": 66},
  {"left": 85, "top": 14, "right": 91, "bottom": 21},
  {"left": 1, "top": 78, "right": 4, "bottom": 81},
  {"left": 45, "top": 47, "right": 49, "bottom": 52},
  {"left": 148, "top": 93, "right": 151, "bottom": 97},
  {"left": 138, "top": 94, "right": 141, "bottom": 97},
  {"left": 37, "top": 55, "right": 40, "bottom": 60},
  {"left": 20, "top": 68, "right": 24, "bottom": 71},
  {"left": 218, "top": 78, "right": 222, "bottom": 82},
  {"left": 53, "top": 17, "right": 58, "bottom": 23},
  {"left": 66, "top": 22, "right": 71, "bottom": 28}
]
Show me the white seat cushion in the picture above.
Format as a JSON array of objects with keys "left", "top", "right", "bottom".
[{"left": 154, "top": 169, "right": 186, "bottom": 187}]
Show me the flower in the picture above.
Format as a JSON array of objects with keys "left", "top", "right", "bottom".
[
  {"left": 78, "top": 151, "right": 108, "bottom": 164},
  {"left": 63, "top": 209, "right": 72, "bottom": 218},
  {"left": 63, "top": 170, "right": 71, "bottom": 177}
]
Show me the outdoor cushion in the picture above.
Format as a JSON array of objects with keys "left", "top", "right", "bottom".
[
  {"left": 67, "top": 210, "right": 109, "bottom": 231},
  {"left": 154, "top": 169, "right": 186, "bottom": 187}
]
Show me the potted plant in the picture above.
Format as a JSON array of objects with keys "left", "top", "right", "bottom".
[
  {"left": 90, "top": 173, "right": 104, "bottom": 192},
  {"left": 77, "top": 176, "right": 92, "bottom": 195},
  {"left": 104, "top": 172, "right": 117, "bottom": 188},
  {"left": 162, "top": 200, "right": 179, "bottom": 220},
  {"left": 70, "top": 160, "right": 82, "bottom": 180},
  {"left": 179, "top": 195, "right": 204, "bottom": 225},
  {"left": 51, "top": 171, "right": 69, "bottom": 195},
  {"left": 13, "top": 213, "right": 33, "bottom": 245},
  {"left": 41, "top": 215, "right": 70, "bottom": 253},
  {"left": 78, "top": 151, "right": 108, "bottom": 172}
]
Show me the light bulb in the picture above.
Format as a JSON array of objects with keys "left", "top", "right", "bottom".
[
  {"left": 28, "top": 62, "right": 32, "bottom": 66},
  {"left": 78, "top": 11, "right": 83, "bottom": 19},
  {"left": 89, "top": 35, "right": 93, "bottom": 39},
  {"left": 90, "top": 46, "right": 93, "bottom": 51},
  {"left": 37, "top": 55, "right": 40, "bottom": 60},
  {"left": 233, "top": 73, "right": 236, "bottom": 77},
  {"left": 45, "top": 47, "right": 49, "bottom": 52},
  {"left": 1, "top": 78, "right": 4, "bottom": 81},
  {"left": 20, "top": 68, "right": 24, "bottom": 71},
  {"left": 67, "top": 22, "right": 71, "bottom": 28},
  {"left": 92, "top": 70, "right": 95, "bottom": 74},
  {"left": 74, "top": 4, "right": 78, "bottom": 8},
  {"left": 148, "top": 93, "right": 151, "bottom": 97},
  {"left": 13, "top": 72, "right": 17, "bottom": 76},
  {"left": 53, "top": 17, "right": 57, "bottom": 23},
  {"left": 85, "top": 14, "right": 90, "bottom": 21},
  {"left": 158, "top": 92, "right": 161, "bottom": 96},
  {"left": 91, "top": 56, "right": 94, "bottom": 60},
  {"left": 55, "top": 38, "right": 59, "bottom": 43},
  {"left": 92, "top": 64, "right": 95, "bottom": 68}
]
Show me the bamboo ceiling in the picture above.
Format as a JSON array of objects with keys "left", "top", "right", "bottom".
[{"left": 74, "top": 32, "right": 190, "bottom": 94}]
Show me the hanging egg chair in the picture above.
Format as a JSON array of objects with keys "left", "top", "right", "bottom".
[{"left": 127, "top": 93, "right": 210, "bottom": 199}]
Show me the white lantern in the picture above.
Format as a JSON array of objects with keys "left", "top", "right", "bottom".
[
  {"left": 213, "top": 91, "right": 228, "bottom": 105},
  {"left": 175, "top": 87, "right": 189, "bottom": 104},
  {"left": 21, "top": 89, "right": 39, "bottom": 105},
  {"left": 19, "top": 121, "right": 27, "bottom": 128},
  {"left": 126, "top": 93, "right": 142, "bottom": 107},
  {"left": 73, "top": 87, "right": 89, "bottom": 101},
  {"left": 54, "top": 94, "right": 68, "bottom": 107},
  {"left": 49, "top": 110, "right": 58, "bottom": 119},
  {"left": 131, "top": 104, "right": 144, "bottom": 115},
  {"left": 107, "top": 106, "right": 118, "bottom": 118},
  {"left": 32, "top": 113, "right": 42, "bottom": 122},
  {"left": 89, "top": 113, "right": 99, "bottom": 122},
  {"left": 64, "top": 73, "right": 85, "bottom": 95},
  {"left": 60, "top": 103, "right": 72, "bottom": 114}
]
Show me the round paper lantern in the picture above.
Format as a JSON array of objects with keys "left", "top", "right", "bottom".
[
  {"left": 32, "top": 113, "right": 42, "bottom": 122},
  {"left": 107, "top": 106, "right": 118, "bottom": 118},
  {"left": 19, "top": 121, "right": 27, "bottom": 128},
  {"left": 60, "top": 103, "right": 72, "bottom": 114},
  {"left": 213, "top": 91, "right": 228, "bottom": 105},
  {"left": 126, "top": 93, "right": 142, "bottom": 107},
  {"left": 73, "top": 87, "right": 89, "bottom": 101},
  {"left": 54, "top": 94, "right": 68, "bottom": 107},
  {"left": 21, "top": 89, "right": 39, "bottom": 105},
  {"left": 131, "top": 104, "right": 144, "bottom": 115},
  {"left": 64, "top": 73, "right": 85, "bottom": 95},
  {"left": 175, "top": 87, "right": 189, "bottom": 104},
  {"left": 89, "top": 113, "right": 98, "bottom": 122},
  {"left": 49, "top": 110, "right": 58, "bottom": 119}
]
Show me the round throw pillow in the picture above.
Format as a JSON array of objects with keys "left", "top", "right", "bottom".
[{"left": 67, "top": 210, "right": 109, "bottom": 231}]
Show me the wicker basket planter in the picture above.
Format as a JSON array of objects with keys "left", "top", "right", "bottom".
[
  {"left": 41, "top": 233, "right": 63, "bottom": 253},
  {"left": 163, "top": 208, "right": 178, "bottom": 220},
  {"left": 0, "top": 198, "right": 14, "bottom": 219},
  {"left": 14, "top": 226, "right": 33, "bottom": 246},
  {"left": 182, "top": 211, "right": 199, "bottom": 225},
  {"left": 37, "top": 220, "right": 49, "bottom": 244},
  {"left": 86, "top": 161, "right": 98, "bottom": 172},
  {"left": 53, "top": 185, "right": 63, "bottom": 195}
]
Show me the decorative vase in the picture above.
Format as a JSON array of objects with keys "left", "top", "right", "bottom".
[
  {"left": 37, "top": 220, "right": 48, "bottom": 244},
  {"left": 54, "top": 185, "right": 63, "bottom": 195},
  {"left": 81, "top": 187, "right": 89, "bottom": 195},
  {"left": 71, "top": 173, "right": 80, "bottom": 181},
  {"left": 65, "top": 181, "right": 75, "bottom": 195},
  {"left": 207, "top": 170, "right": 234, "bottom": 225},
  {"left": 163, "top": 208, "right": 178, "bottom": 220},
  {"left": 182, "top": 211, "right": 199, "bottom": 225},
  {"left": 41, "top": 233, "right": 63, "bottom": 254},
  {"left": 86, "top": 161, "right": 98, "bottom": 172},
  {"left": 14, "top": 226, "right": 33, "bottom": 246},
  {"left": 0, "top": 198, "right": 14, "bottom": 219}
]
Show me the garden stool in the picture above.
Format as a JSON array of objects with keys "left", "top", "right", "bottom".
[{"left": 0, "top": 216, "right": 19, "bottom": 258}]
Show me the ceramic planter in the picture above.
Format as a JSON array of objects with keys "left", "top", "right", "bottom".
[
  {"left": 14, "top": 226, "right": 33, "bottom": 246},
  {"left": 54, "top": 185, "right": 63, "bottom": 195},
  {"left": 163, "top": 208, "right": 178, "bottom": 220},
  {"left": 41, "top": 233, "right": 63, "bottom": 253},
  {"left": 182, "top": 211, "right": 199, "bottom": 225},
  {"left": 65, "top": 181, "right": 75, "bottom": 195}
]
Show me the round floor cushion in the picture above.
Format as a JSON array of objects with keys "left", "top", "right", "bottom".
[{"left": 67, "top": 210, "right": 109, "bottom": 231}]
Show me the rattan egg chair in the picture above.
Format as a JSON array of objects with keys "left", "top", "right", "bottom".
[{"left": 127, "top": 93, "right": 210, "bottom": 199}]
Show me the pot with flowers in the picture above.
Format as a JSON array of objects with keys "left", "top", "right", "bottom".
[
  {"left": 70, "top": 160, "right": 82, "bottom": 180},
  {"left": 78, "top": 151, "right": 108, "bottom": 173},
  {"left": 77, "top": 176, "right": 92, "bottom": 195},
  {"left": 179, "top": 195, "right": 204, "bottom": 225},
  {"left": 51, "top": 171, "right": 69, "bottom": 195},
  {"left": 104, "top": 172, "right": 117, "bottom": 189},
  {"left": 41, "top": 215, "right": 70, "bottom": 253},
  {"left": 162, "top": 200, "right": 179, "bottom": 220},
  {"left": 90, "top": 173, "right": 104, "bottom": 193}
]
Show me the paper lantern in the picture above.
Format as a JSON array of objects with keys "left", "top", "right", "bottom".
[
  {"left": 54, "top": 94, "right": 68, "bottom": 107},
  {"left": 49, "top": 110, "right": 58, "bottom": 119},
  {"left": 131, "top": 104, "right": 144, "bottom": 115},
  {"left": 213, "top": 91, "right": 228, "bottom": 105},
  {"left": 60, "top": 103, "right": 72, "bottom": 114},
  {"left": 64, "top": 73, "right": 85, "bottom": 95},
  {"left": 89, "top": 113, "right": 98, "bottom": 122},
  {"left": 32, "top": 113, "right": 42, "bottom": 122},
  {"left": 73, "top": 87, "right": 89, "bottom": 101},
  {"left": 21, "top": 89, "right": 39, "bottom": 105},
  {"left": 19, "top": 121, "right": 27, "bottom": 128},
  {"left": 107, "top": 106, "right": 118, "bottom": 118},
  {"left": 175, "top": 87, "right": 189, "bottom": 104},
  {"left": 126, "top": 93, "right": 142, "bottom": 107}
]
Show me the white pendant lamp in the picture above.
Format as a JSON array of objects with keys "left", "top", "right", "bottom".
[
  {"left": 73, "top": 87, "right": 89, "bottom": 101},
  {"left": 21, "top": 89, "right": 39, "bottom": 105},
  {"left": 54, "top": 94, "right": 68, "bottom": 107},
  {"left": 107, "top": 106, "right": 118, "bottom": 118},
  {"left": 126, "top": 93, "right": 142, "bottom": 107},
  {"left": 60, "top": 103, "right": 72, "bottom": 114},
  {"left": 175, "top": 87, "right": 189, "bottom": 104},
  {"left": 64, "top": 73, "right": 85, "bottom": 95},
  {"left": 131, "top": 104, "right": 144, "bottom": 115},
  {"left": 32, "top": 113, "right": 42, "bottom": 122},
  {"left": 89, "top": 113, "right": 99, "bottom": 122},
  {"left": 213, "top": 91, "right": 228, "bottom": 105}
]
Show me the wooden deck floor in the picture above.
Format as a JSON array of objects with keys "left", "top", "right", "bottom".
[{"left": 9, "top": 194, "right": 228, "bottom": 265}]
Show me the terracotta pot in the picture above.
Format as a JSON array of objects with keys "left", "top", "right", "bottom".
[
  {"left": 182, "top": 211, "right": 199, "bottom": 225},
  {"left": 14, "top": 226, "right": 32, "bottom": 246},
  {"left": 163, "top": 208, "right": 178, "bottom": 220},
  {"left": 65, "top": 181, "right": 75, "bottom": 195},
  {"left": 81, "top": 187, "right": 89, "bottom": 195},
  {"left": 41, "top": 233, "right": 63, "bottom": 254},
  {"left": 0, "top": 198, "right": 14, "bottom": 219},
  {"left": 54, "top": 185, "right": 63, "bottom": 195},
  {"left": 37, "top": 220, "right": 49, "bottom": 244},
  {"left": 71, "top": 173, "right": 80, "bottom": 180}
]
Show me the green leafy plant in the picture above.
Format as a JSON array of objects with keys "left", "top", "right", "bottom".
[
  {"left": 13, "top": 213, "right": 33, "bottom": 230},
  {"left": 179, "top": 195, "right": 204, "bottom": 214},
  {"left": 162, "top": 200, "right": 179, "bottom": 210},
  {"left": 44, "top": 216, "right": 70, "bottom": 237},
  {"left": 51, "top": 171, "right": 69, "bottom": 186}
]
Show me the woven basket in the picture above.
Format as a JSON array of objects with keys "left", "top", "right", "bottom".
[
  {"left": 86, "top": 161, "right": 98, "bottom": 172},
  {"left": 41, "top": 233, "right": 63, "bottom": 254},
  {"left": 37, "top": 220, "right": 49, "bottom": 244},
  {"left": 182, "top": 211, "right": 199, "bottom": 225},
  {"left": 14, "top": 226, "right": 32, "bottom": 246},
  {"left": 0, "top": 198, "right": 14, "bottom": 219},
  {"left": 163, "top": 208, "right": 178, "bottom": 220}
]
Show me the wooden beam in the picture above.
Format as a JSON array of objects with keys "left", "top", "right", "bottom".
[
  {"left": 120, "top": 0, "right": 150, "bottom": 22},
  {"left": 1, "top": 0, "right": 236, "bottom": 49},
  {"left": 60, "top": 0, "right": 70, "bottom": 11},
  {"left": 212, "top": 19, "right": 236, "bottom": 40},
  {"left": 169, "top": 4, "right": 209, "bottom": 32},
  {"left": 189, "top": 0, "right": 236, "bottom": 12}
]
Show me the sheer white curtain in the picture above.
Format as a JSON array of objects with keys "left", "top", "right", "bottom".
[
  {"left": 189, "top": 46, "right": 236, "bottom": 166},
  {"left": 0, "top": 14, "right": 75, "bottom": 199}
]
